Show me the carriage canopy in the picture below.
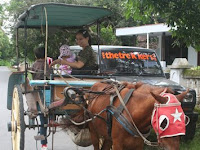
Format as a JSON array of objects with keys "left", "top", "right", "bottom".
[{"left": 15, "top": 3, "right": 112, "bottom": 29}]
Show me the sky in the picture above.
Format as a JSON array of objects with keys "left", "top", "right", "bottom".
[{"left": 0, "top": 0, "right": 10, "bottom": 4}]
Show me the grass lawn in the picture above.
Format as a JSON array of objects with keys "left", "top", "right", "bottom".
[{"left": 180, "top": 106, "right": 200, "bottom": 150}]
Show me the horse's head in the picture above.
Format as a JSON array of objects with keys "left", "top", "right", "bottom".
[{"left": 150, "top": 89, "right": 189, "bottom": 150}]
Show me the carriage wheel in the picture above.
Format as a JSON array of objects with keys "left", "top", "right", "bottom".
[{"left": 11, "top": 85, "right": 25, "bottom": 150}]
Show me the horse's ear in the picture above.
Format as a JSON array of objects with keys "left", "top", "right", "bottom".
[
  {"left": 150, "top": 91, "right": 168, "bottom": 104},
  {"left": 135, "top": 82, "right": 144, "bottom": 89},
  {"left": 176, "top": 89, "right": 189, "bottom": 102}
]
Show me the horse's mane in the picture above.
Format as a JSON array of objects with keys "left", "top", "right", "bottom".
[
  {"left": 121, "top": 81, "right": 144, "bottom": 89},
  {"left": 121, "top": 81, "right": 174, "bottom": 95}
]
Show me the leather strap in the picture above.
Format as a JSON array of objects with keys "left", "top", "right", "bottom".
[
  {"left": 107, "top": 105, "right": 140, "bottom": 137},
  {"left": 107, "top": 88, "right": 134, "bottom": 136},
  {"left": 117, "top": 88, "right": 135, "bottom": 114}
]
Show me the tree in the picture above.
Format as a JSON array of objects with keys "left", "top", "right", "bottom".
[
  {"left": 124, "top": 0, "right": 200, "bottom": 50},
  {"left": 6, "top": 0, "right": 135, "bottom": 61},
  {"left": 0, "top": 5, "right": 3, "bottom": 26},
  {"left": 0, "top": 29, "right": 13, "bottom": 66},
  {"left": 0, "top": 3, "right": 14, "bottom": 66}
]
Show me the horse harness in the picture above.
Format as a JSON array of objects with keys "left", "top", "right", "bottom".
[
  {"left": 95, "top": 80, "right": 151, "bottom": 139},
  {"left": 107, "top": 88, "right": 137, "bottom": 137},
  {"left": 63, "top": 80, "right": 156, "bottom": 146}
]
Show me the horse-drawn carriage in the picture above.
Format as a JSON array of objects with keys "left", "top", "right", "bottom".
[
  {"left": 7, "top": 2, "right": 198, "bottom": 150},
  {"left": 7, "top": 3, "right": 112, "bottom": 150}
]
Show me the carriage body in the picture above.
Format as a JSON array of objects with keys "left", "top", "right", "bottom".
[{"left": 6, "top": 3, "right": 112, "bottom": 150}]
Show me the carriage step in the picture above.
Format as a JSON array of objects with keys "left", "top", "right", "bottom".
[{"left": 34, "top": 135, "right": 45, "bottom": 141}]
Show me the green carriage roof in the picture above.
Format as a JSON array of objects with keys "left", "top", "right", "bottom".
[{"left": 15, "top": 3, "right": 112, "bottom": 29}]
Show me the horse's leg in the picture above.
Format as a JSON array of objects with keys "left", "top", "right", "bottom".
[
  {"left": 112, "top": 136, "right": 144, "bottom": 150},
  {"left": 112, "top": 138, "right": 124, "bottom": 150},
  {"left": 112, "top": 142, "right": 123, "bottom": 150},
  {"left": 112, "top": 130, "right": 144, "bottom": 150},
  {"left": 89, "top": 123, "right": 100, "bottom": 150},
  {"left": 90, "top": 133, "right": 100, "bottom": 150},
  {"left": 112, "top": 141, "right": 143, "bottom": 150},
  {"left": 101, "top": 139, "right": 112, "bottom": 150}
]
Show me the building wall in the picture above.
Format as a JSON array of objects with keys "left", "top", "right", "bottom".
[
  {"left": 188, "top": 46, "right": 198, "bottom": 66},
  {"left": 156, "top": 36, "right": 162, "bottom": 60}
]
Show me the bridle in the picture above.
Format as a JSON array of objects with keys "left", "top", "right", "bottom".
[{"left": 151, "top": 93, "right": 188, "bottom": 145}]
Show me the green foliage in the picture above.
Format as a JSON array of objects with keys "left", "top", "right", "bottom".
[
  {"left": 180, "top": 107, "right": 200, "bottom": 150},
  {"left": 183, "top": 67, "right": 200, "bottom": 77},
  {"left": 0, "top": 59, "right": 14, "bottom": 66},
  {"left": 97, "top": 25, "right": 121, "bottom": 45},
  {"left": 5, "top": 0, "right": 134, "bottom": 62},
  {"left": 100, "top": 26, "right": 120, "bottom": 45},
  {"left": 16, "top": 28, "right": 78, "bottom": 60},
  {"left": 124, "top": 0, "right": 200, "bottom": 50},
  {"left": 0, "top": 5, "right": 3, "bottom": 25},
  {"left": 0, "top": 30, "right": 13, "bottom": 62}
]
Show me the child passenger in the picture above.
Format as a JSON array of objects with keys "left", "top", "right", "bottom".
[
  {"left": 32, "top": 47, "right": 50, "bottom": 80},
  {"left": 50, "top": 45, "right": 75, "bottom": 75},
  {"left": 31, "top": 47, "right": 50, "bottom": 150}
]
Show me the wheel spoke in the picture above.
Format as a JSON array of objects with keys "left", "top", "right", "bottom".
[
  {"left": 16, "top": 128, "right": 20, "bottom": 149},
  {"left": 11, "top": 86, "right": 25, "bottom": 150}
]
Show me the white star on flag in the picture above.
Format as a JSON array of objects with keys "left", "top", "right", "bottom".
[{"left": 171, "top": 108, "right": 182, "bottom": 123}]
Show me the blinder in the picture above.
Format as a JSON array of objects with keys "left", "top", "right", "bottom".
[{"left": 151, "top": 93, "right": 187, "bottom": 139}]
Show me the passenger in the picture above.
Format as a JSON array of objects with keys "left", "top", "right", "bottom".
[
  {"left": 50, "top": 29, "right": 97, "bottom": 75},
  {"left": 47, "top": 56, "right": 53, "bottom": 66},
  {"left": 31, "top": 47, "right": 50, "bottom": 80},
  {"left": 32, "top": 46, "right": 49, "bottom": 150},
  {"left": 50, "top": 44, "right": 75, "bottom": 75}
]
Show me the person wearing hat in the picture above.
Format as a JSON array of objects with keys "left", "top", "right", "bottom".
[{"left": 50, "top": 44, "right": 75, "bottom": 75}]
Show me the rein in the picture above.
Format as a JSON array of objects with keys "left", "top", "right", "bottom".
[
  {"left": 54, "top": 69, "right": 82, "bottom": 84},
  {"left": 63, "top": 81, "right": 159, "bottom": 147},
  {"left": 113, "top": 85, "right": 159, "bottom": 147}
]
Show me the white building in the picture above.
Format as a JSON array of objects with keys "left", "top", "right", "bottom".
[{"left": 116, "top": 23, "right": 198, "bottom": 66}]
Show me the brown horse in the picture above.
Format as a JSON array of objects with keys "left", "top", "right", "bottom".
[{"left": 87, "top": 81, "right": 188, "bottom": 150}]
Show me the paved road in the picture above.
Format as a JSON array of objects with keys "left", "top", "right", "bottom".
[{"left": 0, "top": 66, "right": 93, "bottom": 150}]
